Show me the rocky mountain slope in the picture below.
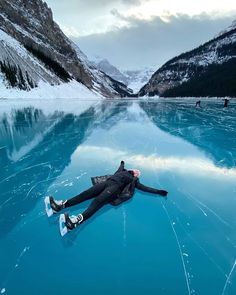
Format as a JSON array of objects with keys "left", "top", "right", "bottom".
[
  {"left": 0, "top": 0, "right": 132, "bottom": 97},
  {"left": 139, "top": 21, "right": 236, "bottom": 97}
]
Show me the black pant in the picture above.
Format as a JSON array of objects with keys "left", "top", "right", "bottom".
[{"left": 65, "top": 181, "right": 122, "bottom": 222}]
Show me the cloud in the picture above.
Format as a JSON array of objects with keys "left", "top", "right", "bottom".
[
  {"left": 46, "top": 0, "right": 144, "bottom": 36},
  {"left": 46, "top": 0, "right": 236, "bottom": 36},
  {"left": 45, "top": 0, "right": 236, "bottom": 69},
  {"left": 75, "top": 13, "right": 236, "bottom": 70},
  {"left": 122, "top": 0, "right": 142, "bottom": 4},
  {"left": 117, "top": 0, "right": 236, "bottom": 21}
]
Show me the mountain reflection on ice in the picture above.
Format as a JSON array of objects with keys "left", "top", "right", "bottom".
[{"left": 0, "top": 99, "right": 235, "bottom": 295}]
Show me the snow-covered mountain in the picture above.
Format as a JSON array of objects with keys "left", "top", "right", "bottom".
[
  {"left": 91, "top": 56, "right": 155, "bottom": 93},
  {"left": 139, "top": 20, "right": 236, "bottom": 97},
  {"left": 124, "top": 67, "right": 156, "bottom": 93},
  {"left": 0, "top": 0, "right": 132, "bottom": 98}
]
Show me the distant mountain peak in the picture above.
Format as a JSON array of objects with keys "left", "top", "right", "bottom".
[{"left": 89, "top": 55, "right": 156, "bottom": 93}]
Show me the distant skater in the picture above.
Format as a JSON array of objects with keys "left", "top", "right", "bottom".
[
  {"left": 223, "top": 98, "right": 230, "bottom": 108},
  {"left": 45, "top": 161, "right": 168, "bottom": 235},
  {"left": 195, "top": 100, "right": 201, "bottom": 108}
]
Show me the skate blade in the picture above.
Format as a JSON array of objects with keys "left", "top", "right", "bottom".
[
  {"left": 59, "top": 214, "right": 68, "bottom": 237},
  {"left": 44, "top": 196, "right": 53, "bottom": 217}
]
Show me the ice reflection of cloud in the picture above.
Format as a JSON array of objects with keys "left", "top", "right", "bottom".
[{"left": 75, "top": 145, "right": 236, "bottom": 179}]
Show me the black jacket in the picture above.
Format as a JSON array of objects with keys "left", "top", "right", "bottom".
[{"left": 91, "top": 161, "right": 167, "bottom": 206}]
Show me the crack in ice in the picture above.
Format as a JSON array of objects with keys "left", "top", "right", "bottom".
[
  {"left": 122, "top": 205, "right": 127, "bottom": 248},
  {"left": 162, "top": 204, "right": 191, "bottom": 295},
  {"left": 0, "top": 162, "right": 50, "bottom": 185},
  {"left": 179, "top": 189, "right": 231, "bottom": 229},
  {"left": 222, "top": 260, "right": 236, "bottom": 295}
]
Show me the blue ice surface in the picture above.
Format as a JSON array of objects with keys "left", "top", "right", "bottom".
[{"left": 0, "top": 98, "right": 236, "bottom": 295}]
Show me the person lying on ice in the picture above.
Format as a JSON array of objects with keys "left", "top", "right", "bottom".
[{"left": 45, "top": 161, "right": 168, "bottom": 232}]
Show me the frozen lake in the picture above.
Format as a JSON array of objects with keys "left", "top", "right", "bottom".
[{"left": 0, "top": 98, "right": 236, "bottom": 295}]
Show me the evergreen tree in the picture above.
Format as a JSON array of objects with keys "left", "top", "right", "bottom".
[
  {"left": 18, "top": 66, "right": 27, "bottom": 90},
  {"left": 0, "top": 61, "right": 18, "bottom": 87},
  {"left": 0, "top": 61, "right": 36, "bottom": 90},
  {"left": 162, "top": 58, "right": 236, "bottom": 97},
  {"left": 26, "top": 71, "right": 35, "bottom": 88},
  {"left": 24, "top": 45, "right": 71, "bottom": 82}
]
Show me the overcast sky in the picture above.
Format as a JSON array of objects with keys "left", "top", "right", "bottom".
[{"left": 45, "top": 0, "right": 236, "bottom": 70}]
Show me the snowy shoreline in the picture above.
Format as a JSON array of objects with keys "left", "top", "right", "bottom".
[
  {"left": 0, "top": 79, "right": 235, "bottom": 103},
  {"left": 0, "top": 79, "right": 102, "bottom": 100}
]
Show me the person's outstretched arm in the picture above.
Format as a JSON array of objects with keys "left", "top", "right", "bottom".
[
  {"left": 114, "top": 160, "right": 125, "bottom": 174},
  {"left": 135, "top": 180, "right": 168, "bottom": 197}
]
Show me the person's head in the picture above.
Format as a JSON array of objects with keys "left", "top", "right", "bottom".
[{"left": 129, "top": 169, "right": 141, "bottom": 178}]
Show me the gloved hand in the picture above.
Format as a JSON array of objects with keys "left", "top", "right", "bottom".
[{"left": 157, "top": 190, "right": 168, "bottom": 197}]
